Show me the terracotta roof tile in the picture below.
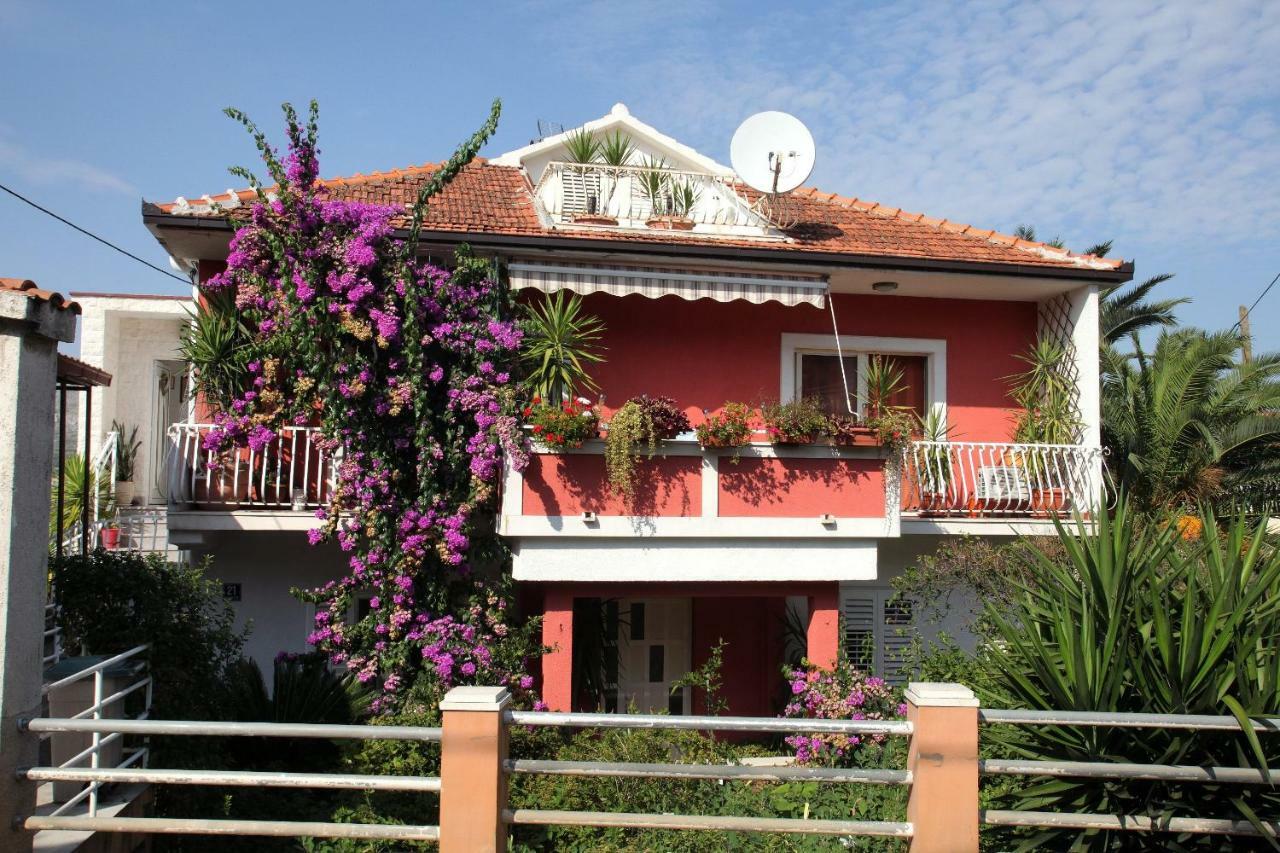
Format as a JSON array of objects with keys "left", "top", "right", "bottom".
[
  {"left": 0, "top": 278, "right": 80, "bottom": 313},
  {"left": 148, "top": 160, "right": 1127, "bottom": 273}
]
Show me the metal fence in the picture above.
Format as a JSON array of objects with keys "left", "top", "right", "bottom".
[
  {"left": 16, "top": 683, "right": 1280, "bottom": 850},
  {"left": 901, "top": 441, "right": 1104, "bottom": 519},
  {"left": 166, "top": 423, "right": 338, "bottom": 510}
]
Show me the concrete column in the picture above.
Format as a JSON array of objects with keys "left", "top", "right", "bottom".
[
  {"left": 541, "top": 587, "right": 573, "bottom": 711},
  {"left": 905, "top": 682, "right": 979, "bottom": 852},
  {"left": 0, "top": 289, "right": 76, "bottom": 848},
  {"left": 439, "top": 686, "right": 511, "bottom": 853},
  {"left": 805, "top": 584, "right": 840, "bottom": 669}
]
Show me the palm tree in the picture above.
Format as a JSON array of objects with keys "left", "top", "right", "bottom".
[
  {"left": 1100, "top": 273, "right": 1188, "bottom": 346},
  {"left": 1101, "top": 327, "right": 1280, "bottom": 512}
]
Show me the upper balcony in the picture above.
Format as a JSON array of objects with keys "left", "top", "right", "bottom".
[{"left": 532, "top": 161, "right": 787, "bottom": 239}]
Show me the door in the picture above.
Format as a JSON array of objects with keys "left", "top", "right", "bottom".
[
  {"left": 151, "top": 360, "right": 188, "bottom": 503},
  {"left": 616, "top": 598, "right": 692, "bottom": 715}
]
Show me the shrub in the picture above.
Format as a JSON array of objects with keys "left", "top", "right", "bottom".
[
  {"left": 525, "top": 396, "right": 599, "bottom": 449},
  {"left": 760, "top": 398, "right": 830, "bottom": 443},
  {"left": 865, "top": 408, "right": 915, "bottom": 454},
  {"left": 781, "top": 661, "right": 906, "bottom": 766}
]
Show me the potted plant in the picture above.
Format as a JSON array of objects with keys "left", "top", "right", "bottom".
[
  {"left": 696, "top": 403, "right": 754, "bottom": 459},
  {"left": 914, "top": 409, "right": 953, "bottom": 515},
  {"left": 761, "top": 398, "right": 831, "bottom": 444},
  {"left": 1007, "top": 338, "right": 1082, "bottom": 516},
  {"left": 647, "top": 177, "right": 699, "bottom": 231},
  {"left": 830, "top": 413, "right": 877, "bottom": 446},
  {"left": 862, "top": 355, "right": 905, "bottom": 420},
  {"left": 520, "top": 290, "right": 606, "bottom": 407},
  {"left": 526, "top": 397, "right": 599, "bottom": 449},
  {"left": 562, "top": 129, "right": 616, "bottom": 226},
  {"left": 603, "top": 395, "right": 690, "bottom": 500},
  {"left": 100, "top": 522, "right": 121, "bottom": 549},
  {"left": 111, "top": 420, "right": 142, "bottom": 507}
]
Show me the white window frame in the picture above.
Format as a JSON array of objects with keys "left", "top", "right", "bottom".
[{"left": 779, "top": 333, "right": 946, "bottom": 421}]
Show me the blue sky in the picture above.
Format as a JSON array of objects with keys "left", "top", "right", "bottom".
[{"left": 2, "top": 1, "right": 1276, "bottom": 348}]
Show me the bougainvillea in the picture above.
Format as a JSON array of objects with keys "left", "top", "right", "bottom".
[
  {"left": 781, "top": 661, "right": 906, "bottom": 765},
  {"left": 200, "top": 100, "right": 536, "bottom": 711}
]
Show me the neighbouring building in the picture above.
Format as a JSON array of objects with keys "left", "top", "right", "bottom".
[{"left": 81, "top": 103, "right": 1128, "bottom": 711}]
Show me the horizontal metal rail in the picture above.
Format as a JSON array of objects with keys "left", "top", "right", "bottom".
[
  {"left": 44, "top": 644, "right": 148, "bottom": 692},
  {"left": 506, "top": 759, "right": 910, "bottom": 786},
  {"left": 981, "top": 758, "right": 1270, "bottom": 784},
  {"left": 980, "top": 708, "right": 1280, "bottom": 732},
  {"left": 24, "top": 717, "right": 441, "bottom": 742},
  {"left": 23, "top": 815, "right": 439, "bottom": 841},
  {"left": 506, "top": 808, "right": 913, "bottom": 837},
  {"left": 982, "top": 809, "right": 1280, "bottom": 837},
  {"left": 72, "top": 676, "right": 152, "bottom": 719},
  {"left": 507, "top": 710, "right": 911, "bottom": 736},
  {"left": 22, "top": 765, "right": 442, "bottom": 793}
]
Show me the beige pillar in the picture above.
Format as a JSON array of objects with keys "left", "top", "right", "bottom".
[
  {"left": 906, "top": 682, "right": 979, "bottom": 852},
  {"left": 0, "top": 286, "right": 77, "bottom": 849},
  {"left": 439, "top": 686, "right": 510, "bottom": 853}
]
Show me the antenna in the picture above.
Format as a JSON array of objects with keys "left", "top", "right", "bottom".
[
  {"left": 532, "top": 119, "right": 566, "bottom": 144},
  {"left": 730, "top": 112, "right": 815, "bottom": 227}
]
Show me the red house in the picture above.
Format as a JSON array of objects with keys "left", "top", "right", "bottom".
[{"left": 142, "top": 104, "right": 1127, "bottom": 715}]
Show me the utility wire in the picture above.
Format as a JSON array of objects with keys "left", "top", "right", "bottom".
[
  {"left": 1234, "top": 270, "right": 1279, "bottom": 330},
  {"left": 0, "top": 181, "right": 189, "bottom": 283}
]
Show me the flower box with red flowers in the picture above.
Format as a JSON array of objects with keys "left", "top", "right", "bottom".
[{"left": 525, "top": 397, "right": 599, "bottom": 450}]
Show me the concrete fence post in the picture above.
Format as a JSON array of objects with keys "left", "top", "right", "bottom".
[
  {"left": 439, "top": 685, "right": 510, "bottom": 853},
  {"left": 905, "top": 682, "right": 979, "bottom": 852}
]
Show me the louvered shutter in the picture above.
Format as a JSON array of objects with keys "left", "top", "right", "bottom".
[
  {"left": 842, "top": 594, "right": 876, "bottom": 671},
  {"left": 881, "top": 597, "right": 915, "bottom": 685},
  {"left": 841, "top": 590, "right": 917, "bottom": 685}
]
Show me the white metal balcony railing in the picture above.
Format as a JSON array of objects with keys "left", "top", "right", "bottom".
[
  {"left": 901, "top": 441, "right": 1104, "bottom": 518},
  {"left": 534, "top": 161, "right": 779, "bottom": 233},
  {"left": 166, "top": 424, "right": 338, "bottom": 510}
]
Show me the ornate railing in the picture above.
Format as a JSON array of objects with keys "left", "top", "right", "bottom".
[
  {"left": 901, "top": 441, "right": 1104, "bottom": 519},
  {"left": 166, "top": 423, "right": 337, "bottom": 510},
  {"left": 534, "top": 161, "right": 779, "bottom": 233}
]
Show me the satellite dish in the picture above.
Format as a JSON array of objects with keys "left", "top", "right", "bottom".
[{"left": 730, "top": 111, "right": 816, "bottom": 195}]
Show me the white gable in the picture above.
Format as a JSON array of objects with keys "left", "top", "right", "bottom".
[{"left": 492, "top": 103, "right": 733, "bottom": 186}]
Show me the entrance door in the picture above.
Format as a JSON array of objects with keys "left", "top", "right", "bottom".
[
  {"left": 151, "top": 360, "right": 188, "bottom": 503},
  {"left": 616, "top": 598, "right": 691, "bottom": 715}
]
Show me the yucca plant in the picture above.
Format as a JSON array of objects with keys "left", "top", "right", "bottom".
[
  {"left": 562, "top": 128, "right": 600, "bottom": 164},
  {"left": 180, "top": 288, "right": 251, "bottom": 412},
  {"left": 50, "top": 453, "right": 109, "bottom": 542},
  {"left": 598, "top": 130, "right": 636, "bottom": 166},
  {"left": 636, "top": 155, "right": 671, "bottom": 212},
  {"left": 668, "top": 178, "right": 700, "bottom": 217},
  {"left": 980, "top": 497, "right": 1280, "bottom": 850},
  {"left": 521, "top": 290, "right": 606, "bottom": 405},
  {"left": 863, "top": 354, "right": 905, "bottom": 418}
]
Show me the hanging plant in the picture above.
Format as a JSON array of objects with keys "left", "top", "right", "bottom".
[{"left": 603, "top": 395, "right": 690, "bottom": 501}]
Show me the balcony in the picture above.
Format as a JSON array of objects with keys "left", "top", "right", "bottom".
[
  {"left": 901, "top": 441, "right": 1104, "bottom": 520},
  {"left": 533, "top": 161, "right": 784, "bottom": 238}
]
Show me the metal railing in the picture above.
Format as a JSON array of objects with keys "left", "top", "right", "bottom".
[
  {"left": 113, "top": 506, "right": 176, "bottom": 556},
  {"left": 166, "top": 423, "right": 338, "bottom": 510},
  {"left": 20, "top": 715, "right": 442, "bottom": 842},
  {"left": 38, "top": 644, "right": 152, "bottom": 819},
  {"left": 42, "top": 602, "right": 64, "bottom": 667},
  {"left": 534, "top": 161, "right": 779, "bottom": 233},
  {"left": 901, "top": 441, "right": 1104, "bottom": 518},
  {"left": 977, "top": 707, "right": 1280, "bottom": 838}
]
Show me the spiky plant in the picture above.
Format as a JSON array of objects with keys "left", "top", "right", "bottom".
[
  {"left": 598, "top": 130, "right": 636, "bottom": 166},
  {"left": 562, "top": 128, "right": 600, "bottom": 164},
  {"left": 520, "top": 290, "right": 606, "bottom": 405}
]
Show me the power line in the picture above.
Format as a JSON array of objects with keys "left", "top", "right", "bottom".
[
  {"left": 1234, "top": 270, "right": 1279, "bottom": 330},
  {"left": 0, "top": 181, "right": 189, "bottom": 283}
]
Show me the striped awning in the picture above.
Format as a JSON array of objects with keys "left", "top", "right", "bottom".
[{"left": 508, "top": 261, "right": 827, "bottom": 308}]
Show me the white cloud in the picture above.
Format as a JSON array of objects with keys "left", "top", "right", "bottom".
[
  {"left": 549, "top": 0, "right": 1280, "bottom": 253},
  {"left": 0, "top": 134, "right": 136, "bottom": 195}
]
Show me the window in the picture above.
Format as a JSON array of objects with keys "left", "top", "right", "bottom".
[
  {"left": 842, "top": 588, "right": 916, "bottom": 685},
  {"left": 781, "top": 334, "right": 946, "bottom": 422}
]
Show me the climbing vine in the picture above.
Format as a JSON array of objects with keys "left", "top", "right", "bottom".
[{"left": 202, "top": 100, "right": 537, "bottom": 711}]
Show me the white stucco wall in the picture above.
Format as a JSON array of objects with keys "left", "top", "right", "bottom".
[
  {"left": 75, "top": 295, "right": 191, "bottom": 501},
  {"left": 186, "top": 532, "right": 348, "bottom": 670}
]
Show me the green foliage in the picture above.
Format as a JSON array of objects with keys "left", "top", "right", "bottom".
[
  {"left": 49, "top": 452, "right": 108, "bottom": 541},
  {"left": 521, "top": 289, "right": 606, "bottom": 405},
  {"left": 667, "top": 178, "right": 700, "bottom": 217},
  {"left": 636, "top": 155, "right": 670, "bottom": 206},
  {"left": 404, "top": 98, "right": 501, "bottom": 248},
  {"left": 761, "top": 397, "right": 831, "bottom": 443},
  {"left": 111, "top": 420, "right": 141, "bottom": 482},
  {"left": 696, "top": 402, "right": 754, "bottom": 452},
  {"left": 1101, "top": 272, "right": 1186, "bottom": 345},
  {"left": 977, "top": 497, "right": 1280, "bottom": 850},
  {"left": 1007, "top": 337, "right": 1081, "bottom": 446},
  {"left": 603, "top": 397, "right": 690, "bottom": 501},
  {"left": 865, "top": 408, "right": 916, "bottom": 455},
  {"left": 598, "top": 130, "right": 637, "bottom": 167},
  {"left": 671, "top": 637, "right": 728, "bottom": 716},
  {"left": 562, "top": 128, "right": 601, "bottom": 164},
  {"left": 863, "top": 355, "right": 904, "bottom": 417},
  {"left": 1103, "top": 327, "right": 1280, "bottom": 514},
  {"left": 226, "top": 653, "right": 372, "bottom": 725},
  {"left": 179, "top": 287, "right": 251, "bottom": 411}
]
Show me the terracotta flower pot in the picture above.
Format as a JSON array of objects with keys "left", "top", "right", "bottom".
[
  {"left": 646, "top": 215, "right": 695, "bottom": 231},
  {"left": 1031, "top": 487, "right": 1068, "bottom": 517},
  {"left": 571, "top": 214, "right": 618, "bottom": 226}
]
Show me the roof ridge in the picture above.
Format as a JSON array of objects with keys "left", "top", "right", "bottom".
[
  {"left": 797, "top": 185, "right": 1125, "bottom": 270},
  {"left": 0, "top": 277, "right": 80, "bottom": 313}
]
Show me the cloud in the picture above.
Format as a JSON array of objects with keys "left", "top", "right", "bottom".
[
  {"left": 546, "top": 0, "right": 1280, "bottom": 253},
  {"left": 0, "top": 134, "right": 136, "bottom": 195}
]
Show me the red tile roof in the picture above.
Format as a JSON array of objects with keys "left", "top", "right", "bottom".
[
  {"left": 57, "top": 353, "right": 112, "bottom": 387},
  {"left": 147, "top": 159, "right": 1126, "bottom": 274},
  {"left": 0, "top": 278, "right": 80, "bottom": 313}
]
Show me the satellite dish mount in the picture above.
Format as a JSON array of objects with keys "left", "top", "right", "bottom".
[{"left": 730, "top": 111, "right": 816, "bottom": 228}]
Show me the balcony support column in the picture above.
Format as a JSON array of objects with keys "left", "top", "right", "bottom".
[
  {"left": 541, "top": 587, "right": 574, "bottom": 711},
  {"left": 806, "top": 583, "right": 840, "bottom": 670}
]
